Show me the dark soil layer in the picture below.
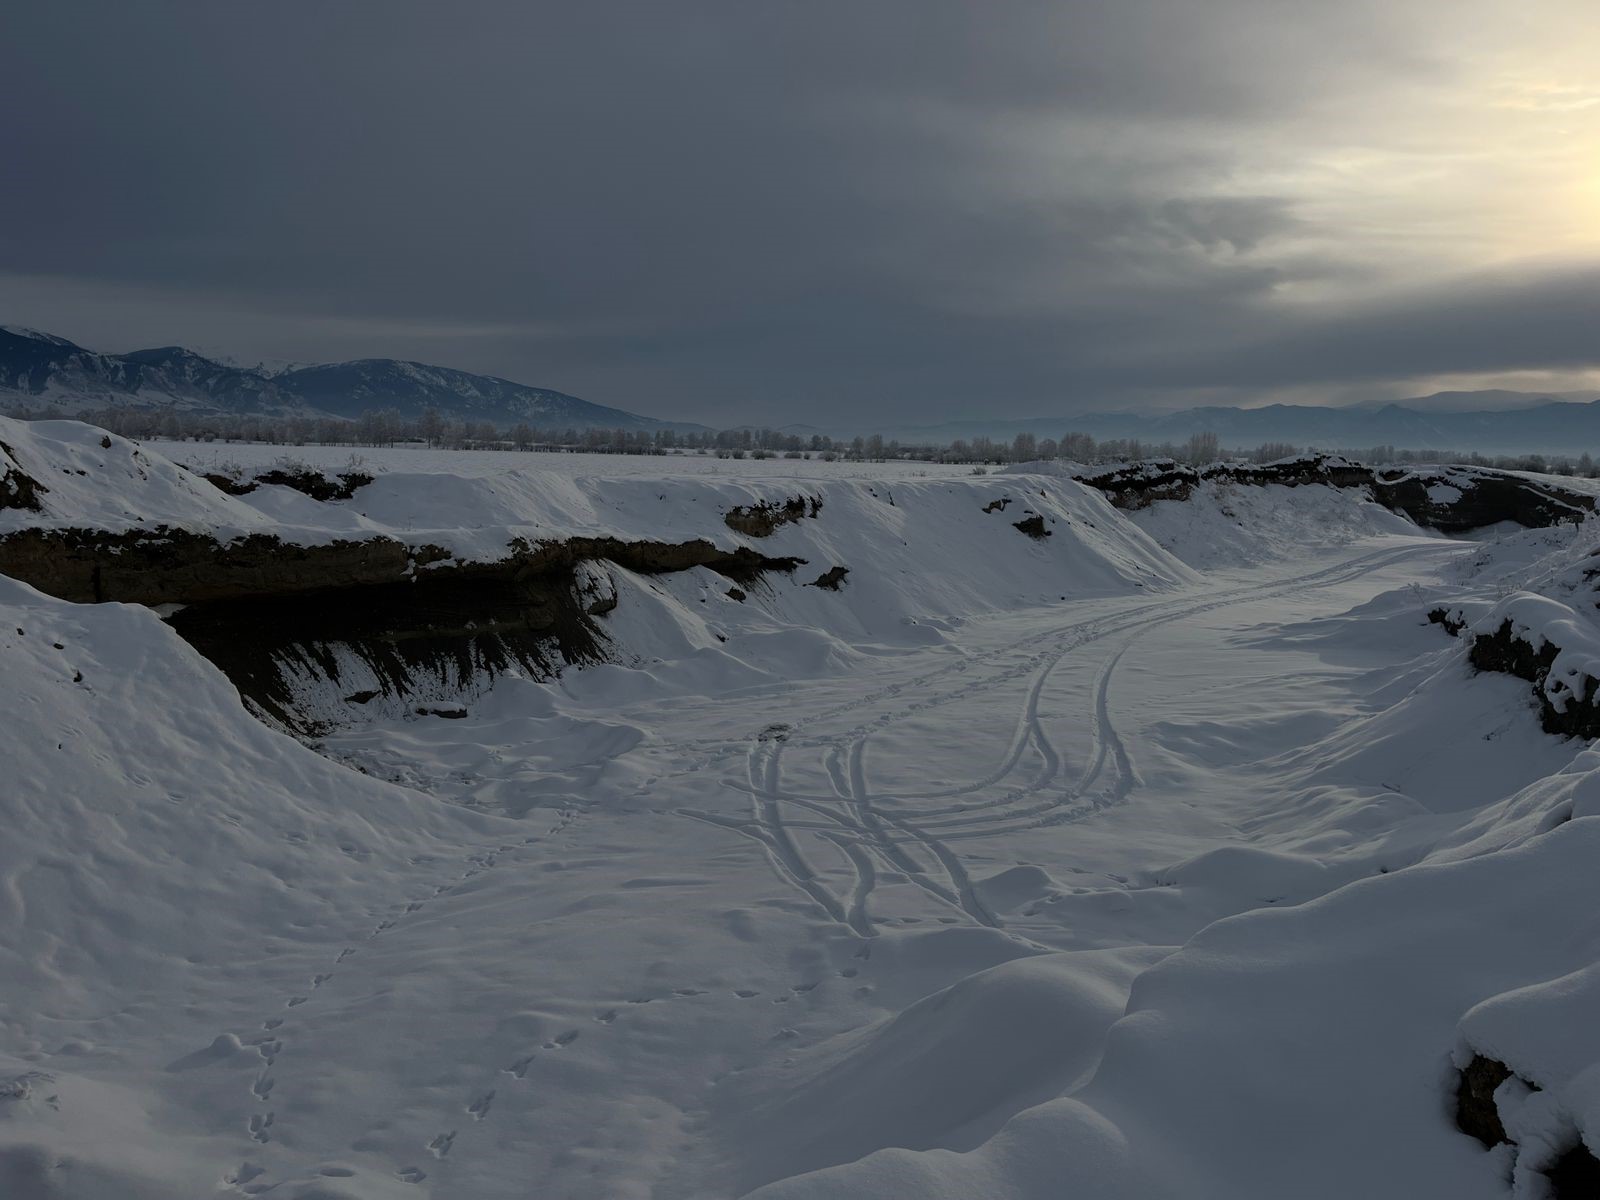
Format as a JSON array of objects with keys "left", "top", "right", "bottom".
[
  {"left": 1427, "top": 608, "right": 1467, "bottom": 637},
  {"left": 1455, "top": 1055, "right": 1512, "bottom": 1147},
  {"left": 1468, "top": 619, "right": 1600, "bottom": 739},
  {"left": 1076, "top": 455, "right": 1594, "bottom": 532},
  {"left": 193, "top": 463, "right": 375, "bottom": 501},
  {"left": 808, "top": 565, "right": 849, "bottom": 590},
  {"left": 1548, "top": 1145, "right": 1600, "bottom": 1199},
  {"left": 1013, "top": 514, "right": 1051, "bottom": 539},
  {"left": 0, "top": 526, "right": 807, "bottom": 731},
  {"left": 1455, "top": 1054, "right": 1600, "bottom": 1198},
  {"left": 724, "top": 495, "right": 821, "bottom": 537},
  {"left": 0, "top": 441, "right": 46, "bottom": 513}
]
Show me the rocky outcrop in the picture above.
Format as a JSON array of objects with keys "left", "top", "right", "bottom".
[
  {"left": 1075, "top": 455, "right": 1594, "bottom": 533},
  {"left": 724, "top": 495, "right": 821, "bottom": 537}
]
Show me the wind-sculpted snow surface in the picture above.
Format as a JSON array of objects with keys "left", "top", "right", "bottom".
[{"left": 6, "top": 419, "right": 1600, "bottom": 1198}]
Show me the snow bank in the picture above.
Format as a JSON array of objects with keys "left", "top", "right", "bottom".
[
  {"left": 1125, "top": 479, "right": 1419, "bottom": 569},
  {"left": 2, "top": 418, "right": 1194, "bottom": 599},
  {"left": 0, "top": 574, "right": 511, "bottom": 1196},
  {"left": 753, "top": 813, "right": 1600, "bottom": 1200}
]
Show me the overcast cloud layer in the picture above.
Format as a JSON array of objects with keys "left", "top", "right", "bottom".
[{"left": 4, "top": 1, "right": 1600, "bottom": 426}]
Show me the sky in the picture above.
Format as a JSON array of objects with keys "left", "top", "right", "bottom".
[{"left": 4, "top": 1, "right": 1600, "bottom": 428}]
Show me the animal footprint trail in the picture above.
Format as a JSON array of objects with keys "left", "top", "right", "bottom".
[{"left": 216, "top": 831, "right": 547, "bottom": 1188}]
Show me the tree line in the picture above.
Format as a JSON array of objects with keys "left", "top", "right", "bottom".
[{"left": 5, "top": 400, "right": 1598, "bottom": 475}]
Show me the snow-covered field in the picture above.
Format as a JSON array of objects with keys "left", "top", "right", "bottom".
[
  {"left": 4, "top": 422, "right": 1599, "bottom": 1198},
  {"left": 155, "top": 438, "right": 978, "bottom": 483}
]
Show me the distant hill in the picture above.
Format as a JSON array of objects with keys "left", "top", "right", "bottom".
[
  {"left": 886, "top": 393, "right": 1600, "bottom": 456},
  {"left": 0, "top": 326, "right": 707, "bottom": 433}
]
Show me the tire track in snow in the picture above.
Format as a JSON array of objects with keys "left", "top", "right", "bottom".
[{"left": 713, "top": 543, "right": 1435, "bottom": 932}]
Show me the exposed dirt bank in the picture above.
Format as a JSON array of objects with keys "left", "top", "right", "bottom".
[
  {"left": 723, "top": 494, "right": 822, "bottom": 537},
  {"left": 1467, "top": 618, "right": 1600, "bottom": 740},
  {"left": 0, "top": 526, "right": 809, "bottom": 730},
  {"left": 1076, "top": 456, "right": 1593, "bottom": 533}
]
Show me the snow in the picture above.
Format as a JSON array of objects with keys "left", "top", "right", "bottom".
[
  {"left": 1124, "top": 478, "right": 1423, "bottom": 568},
  {"left": 4, "top": 420, "right": 1600, "bottom": 1197}
]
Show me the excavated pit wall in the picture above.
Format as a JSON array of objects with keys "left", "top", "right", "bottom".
[
  {"left": 1076, "top": 455, "right": 1595, "bottom": 533},
  {"left": 1091, "top": 455, "right": 1600, "bottom": 738},
  {"left": 1467, "top": 618, "right": 1600, "bottom": 740},
  {"left": 0, "top": 524, "right": 806, "bottom": 732}
]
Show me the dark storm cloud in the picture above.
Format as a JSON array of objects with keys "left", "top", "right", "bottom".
[{"left": 2, "top": 1, "right": 1596, "bottom": 425}]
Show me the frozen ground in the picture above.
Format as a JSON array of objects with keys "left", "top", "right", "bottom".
[{"left": 3, "top": 426, "right": 1599, "bottom": 1198}]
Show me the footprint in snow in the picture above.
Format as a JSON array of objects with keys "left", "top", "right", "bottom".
[
  {"left": 506, "top": 1055, "right": 536, "bottom": 1079},
  {"left": 224, "top": 1162, "right": 265, "bottom": 1187},
  {"left": 468, "top": 1091, "right": 495, "bottom": 1120},
  {"left": 427, "top": 1131, "right": 456, "bottom": 1158},
  {"left": 249, "top": 1112, "right": 274, "bottom": 1143}
]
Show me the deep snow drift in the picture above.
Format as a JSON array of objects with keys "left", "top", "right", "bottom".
[{"left": 3, "top": 423, "right": 1599, "bottom": 1199}]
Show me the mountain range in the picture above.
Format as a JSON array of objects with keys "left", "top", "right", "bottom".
[
  {"left": 0, "top": 326, "right": 707, "bottom": 433},
  {"left": 6, "top": 324, "right": 1600, "bottom": 454}
]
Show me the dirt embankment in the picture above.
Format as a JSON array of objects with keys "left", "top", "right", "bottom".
[
  {"left": 1466, "top": 619, "right": 1600, "bottom": 740},
  {"left": 1075, "top": 455, "right": 1594, "bottom": 532},
  {"left": 0, "top": 526, "right": 808, "bottom": 731},
  {"left": 0, "top": 440, "right": 48, "bottom": 513},
  {"left": 724, "top": 495, "right": 822, "bottom": 537},
  {"left": 1433, "top": 606, "right": 1600, "bottom": 739},
  {"left": 195, "top": 463, "right": 374, "bottom": 501},
  {"left": 1456, "top": 1054, "right": 1600, "bottom": 1197}
]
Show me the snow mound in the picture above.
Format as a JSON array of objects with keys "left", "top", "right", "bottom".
[
  {"left": 753, "top": 814, "right": 1600, "bottom": 1200},
  {"left": 716, "top": 946, "right": 1168, "bottom": 1193},
  {"left": 1127, "top": 479, "right": 1421, "bottom": 569},
  {"left": 0, "top": 574, "right": 506, "bottom": 1195}
]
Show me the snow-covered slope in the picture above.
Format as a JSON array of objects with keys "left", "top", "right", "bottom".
[{"left": 5, "top": 418, "right": 1600, "bottom": 1198}]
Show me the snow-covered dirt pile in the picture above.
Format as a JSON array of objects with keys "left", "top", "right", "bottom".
[
  {"left": 0, "top": 573, "right": 513, "bottom": 1198},
  {"left": 1427, "top": 519, "right": 1600, "bottom": 739},
  {"left": 1123, "top": 478, "right": 1420, "bottom": 569},
  {"left": 752, "top": 810, "right": 1600, "bottom": 1200}
]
